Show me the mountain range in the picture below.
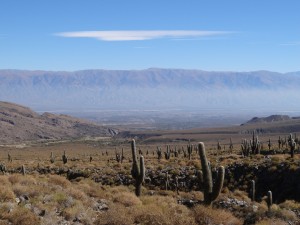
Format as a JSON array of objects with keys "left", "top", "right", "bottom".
[{"left": 1, "top": 69, "right": 300, "bottom": 112}]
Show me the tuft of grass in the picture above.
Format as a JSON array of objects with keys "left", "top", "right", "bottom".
[{"left": 193, "top": 205, "right": 243, "bottom": 225}]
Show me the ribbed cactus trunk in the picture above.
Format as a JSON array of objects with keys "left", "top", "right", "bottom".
[
  {"left": 267, "top": 190, "right": 273, "bottom": 211},
  {"left": 131, "top": 139, "right": 145, "bottom": 197},
  {"left": 198, "top": 142, "right": 225, "bottom": 205},
  {"left": 250, "top": 180, "right": 255, "bottom": 201}
]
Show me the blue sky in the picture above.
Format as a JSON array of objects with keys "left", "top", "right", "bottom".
[{"left": 0, "top": 0, "right": 299, "bottom": 72}]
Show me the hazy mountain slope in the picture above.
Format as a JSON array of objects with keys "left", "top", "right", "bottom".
[
  {"left": 0, "top": 101, "right": 116, "bottom": 144},
  {"left": 0, "top": 69, "right": 299, "bottom": 111}
]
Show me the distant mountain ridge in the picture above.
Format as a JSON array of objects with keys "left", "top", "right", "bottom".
[{"left": 0, "top": 68, "right": 300, "bottom": 111}]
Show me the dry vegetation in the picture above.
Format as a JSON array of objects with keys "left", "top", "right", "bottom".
[{"left": 0, "top": 135, "right": 300, "bottom": 225}]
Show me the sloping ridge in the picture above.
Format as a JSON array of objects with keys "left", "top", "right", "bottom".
[
  {"left": 244, "top": 115, "right": 292, "bottom": 125},
  {"left": 0, "top": 101, "right": 117, "bottom": 144}
]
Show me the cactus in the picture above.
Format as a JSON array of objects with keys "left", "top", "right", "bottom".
[
  {"left": 250, "top": 180, "right": 255, "bottom": 201},
  {"left": 198, "top": 142, "right": 225, "bottom": 205},
  {"left": 241, "top": 139, "right": 250, "bottom": 157},
  {"left": 156, "top": 147, "right": 162, "bottom": 160},
  {"left": 267, "top": 190, "right": 272, "bottom": 211},
  {"left": 131, "top": 139, "right": 145, "bottom": 197},
  {"left": 278, "top": 136, "right": 282, "bottom": 150},
  {"left": 187, "top": 142, "right": 192, "bottom": 160},
  {"left": 8, "top": 153, "right": 12, "bottom": 163},
  {"left": 21, "top": 165, "right": 26, "bottom": 175},
  {"left": 165, "top": 172, "right": 169, "bottom": 190},
  {"left": 251, "top": 131, "right": 260, "bottom": 154},
  {"left": 62, "top": 151, "right": 68, "bottom": 164},
  {"left": 164, "top": 145, "right": 171, "bottom": 160},
  {"left": 50, "top": 152, "right": 55, "bottom": 164},
  {"left": 268, "top": 138, "right": 272, "bottom": 151},
  {"left": 229, "top": 138, "right": 233, "bottom": 153},
  {"left": 288, "top": 133, "right": 296, "bottom": 158},
  {"left": 121, "top": 148, "right": 124, "bottom": 163}
]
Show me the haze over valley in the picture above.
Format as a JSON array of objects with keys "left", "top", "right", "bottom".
[{"left": 1, "top": 68, "right": 300, "bottom": 129}]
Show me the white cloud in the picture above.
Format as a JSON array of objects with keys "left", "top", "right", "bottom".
[
  {"left": 55, "top": 30, "right": 230, "bottom": 41},
  {"left": 280, "top": 41, "right": 300, "bottom": 46}
]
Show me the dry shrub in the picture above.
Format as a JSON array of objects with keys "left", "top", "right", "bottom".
[
  {"left": 8, "top": 206, "right": 40, "bottom": 225},
  {"left": 12, "top": 183, "right": 41, "bottom": 199},
  {"left": 95, "top": 203, "right": 134, "bottom": 225},
  {"left": 0, "top": 185, "right": 15, "bottom": 202},
  {"left": 137, "top": 195, "right": 196, "bottom": 225},
  {"left": 113, "top": 192, "right": 142, "bottom": 207},
  {"left": 255, "top": 218, "right": 287, "bottom": 225},
  {"left": 48, "top": 174, "right": 71, "bottom": 188},
  {"left": 0, "top": 202, "right": 15, "bottom": 220},
  {"left": 134, "top": 201, "right": 196, "bottom": 225},
  {"left": 193, "top": 205, "right": 242, "bottom": 225},
  {"left": 62, "top": 201, "right": 94, "bottom": 224},
  {"left": 0, "top": 176, "right": 11, "bottom": 186},
  {"left": 0, "top": 220, "right": 9, "bottom": 225},
  {"left": 279, "top": 200, "right": 300, "bottom": 210},
  {"left": 67, "top": 186, "right": 88, "bottom": 203}
]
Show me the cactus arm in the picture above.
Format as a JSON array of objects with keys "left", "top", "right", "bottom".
[{"left": 211, "top": 166, "right": 225, "bottom": 202}]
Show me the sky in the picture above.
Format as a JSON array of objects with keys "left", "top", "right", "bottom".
[{"left": 0, "top": 0, "right": 299, "bottom": 72}]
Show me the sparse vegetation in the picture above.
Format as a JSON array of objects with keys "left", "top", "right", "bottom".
[{"left": 1, "top": 118, "right": 300, "bottom": 224}]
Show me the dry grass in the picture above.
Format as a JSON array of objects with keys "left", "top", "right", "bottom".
[{"left": 0, "top": 139, "right": 299, "bottom": 224}]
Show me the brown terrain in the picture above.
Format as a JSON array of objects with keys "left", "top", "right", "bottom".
[
  {"left": 118, "top": 114, "right": 300, "bottom": 147},
  {"left": 0, "top": 101, "right": 117, "bottom": 144},
  {"left": 1, "top": 101, "right": 300, "bottom": 224}
]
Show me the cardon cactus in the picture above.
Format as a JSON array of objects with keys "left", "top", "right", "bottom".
[
  {"left": 50, "top": 152, "right": 55, "bottom": 164},
  {"left": 198, "top": 142, "right": 225, "bottom": 205},
  {"left": 62, "top": 151, "right": 68, "bottom": 164},
  {"left": 131, "top": 139, "right": 145, "bottom": 197},
  {"left": 288, "top": 133, "right": 296, "bottom": 158},
  {"left": 267, "top": 190, "right": 273, "bottom": 211},
  {"left": 250, "top": 180, "right": 255, "bottom": 201}
]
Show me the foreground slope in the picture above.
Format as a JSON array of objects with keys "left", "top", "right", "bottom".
[{"left": 0, "top": 101, "right": 116, "bottom": 144}]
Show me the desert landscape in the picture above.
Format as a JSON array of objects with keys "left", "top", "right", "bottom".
[
  {"left": 1, "top": 1, "right": 299, "bottom": 224},
  {"left": 1, "top": 102, "right": 300, "bottom": 224}
]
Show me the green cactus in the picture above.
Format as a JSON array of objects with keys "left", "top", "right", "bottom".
[
  {"left": 267, "top": 190, "right": 273, "bottom": 211},
  {"left": 250, "top": 180, "right": 255, "bottom": 201},
  {"left": 21, "top": 165, "right": 26, "bottom": 175},
  {"left": 229, "top": 138, "right": 233, "bottom": 153},
  {"left": 198, "top": 142, "right": 225, "bottom": 205},
  {"left": 131, "top": 139, "right": 145, "bottom": 197},
  {"left": 8, "top": 153, "right": 12, "bottom": 163},
  {"left": 288, "top": 133, "right": 296, "bottom": 158},
  {"left": 50, "top": 152, "right": 55, "bottom": 164},
  {"left": 62, "top": 151, "right": 68, "bottom": 164}
]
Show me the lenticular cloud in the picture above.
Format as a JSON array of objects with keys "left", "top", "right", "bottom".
[{"left": 56, "top": 30, "right": 230, "bottom": 41}]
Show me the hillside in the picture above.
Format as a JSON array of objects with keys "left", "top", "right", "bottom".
[
  {"left": 1, "top": 69, "right": 300, "bottom": 111},
  {"left": 0, "top": 101, "right": 117, "bottom": 144}
]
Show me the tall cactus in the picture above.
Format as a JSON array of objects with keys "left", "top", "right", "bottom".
[
  {"left": 50, "top": 152, "right": 55, "bottom": 164},
  {"left": 267, "top": 190, "right": 273, "bottom": 211},
  {"left": 250, "top": 180, "right": 255, "bottom": 201},
  {"left": 131, "top": 139, "right": 145, "bottom": 197},
  {"left": 62, "top": 151, "right": 68, "bottom": 164},
  {"left": 288, "top": 133, "right": 296, "bottom": 158},
  {"left": 198, "top": 142, "right": 225, "bottom": 205}
]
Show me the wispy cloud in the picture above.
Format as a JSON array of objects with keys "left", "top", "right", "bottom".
[
  {"left": 280, "top": 41, "right": 300, "bottom": 46},
  {"left": 55, "top": 30, "right": 231, "bottom": 41}
]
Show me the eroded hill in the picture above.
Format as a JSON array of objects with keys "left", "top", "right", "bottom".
[{"left": 0, "top": 101, "right": 117, "bottom": 144}]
